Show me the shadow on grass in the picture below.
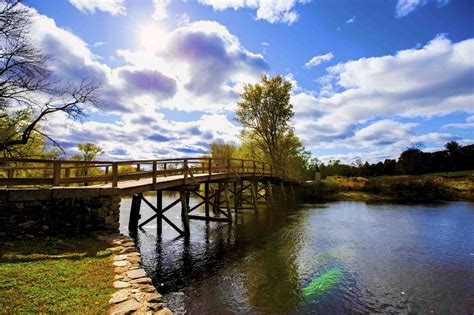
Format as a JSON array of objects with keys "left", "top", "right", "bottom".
[{"left": 0, "top": 236, "right": 111, "bottom": 263}]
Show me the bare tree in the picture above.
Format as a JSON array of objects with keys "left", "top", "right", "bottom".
[{"left": 0, "top": 0, "right": 101, "bottom": 156}]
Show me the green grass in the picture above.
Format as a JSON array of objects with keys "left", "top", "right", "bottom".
[{"left": 0, "top": 237, "right": 114, "bottom": 314}]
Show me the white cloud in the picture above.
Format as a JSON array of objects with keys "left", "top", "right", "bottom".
[
  {"left": 93, "top": 41, "right": 105, "bottom": 48},
  {"left": 197, "top": 0, "right": 309, "bottom": 24},
  {"left": 69, "top": 0, "right": 126, "bottom": 15},
  {"left": 153, "top": 0, "right": 171, "bottom": 21},
  {"left": 293, "top": 35, "right": 474, "bottom": 160},
  {"left": 395, "top": 0, "right": 449, "bottom": 17},
  {"left": 346, "top": 16, "right": 356, "bottom": 24},
  {"left": 304, "top": 52, "right": 334, "bottom": 69}
]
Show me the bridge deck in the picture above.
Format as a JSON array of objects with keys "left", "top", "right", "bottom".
[{"left": 92, "top": 172, "right": 277, "bottom": 195}]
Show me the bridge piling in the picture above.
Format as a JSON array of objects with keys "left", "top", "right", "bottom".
[
  {"left": 129, "top": 193, "right": 142, "bottom": 233},
  {"left": 180, "top": 190, "right": 190, "bottom": 236},
  {"left": 156, "top": 190, "right": 162, "bottom": 235},
  {"left": 280, "top": 182, "right": 287, "bottom": 202}
]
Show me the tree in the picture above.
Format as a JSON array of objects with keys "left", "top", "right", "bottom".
[
  {"left": 235, "top": 75, "right": 293, "bottom": 168},
  {"left": 0, "top": 0, "right": 100, "bottom": 155},
  {"left": 77, "top": 143, "right": 103, "bottom": 161}
]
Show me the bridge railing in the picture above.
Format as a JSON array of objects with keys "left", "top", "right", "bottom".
[{"left": 0, "top": 157, "right": 299, "bottom": 188}]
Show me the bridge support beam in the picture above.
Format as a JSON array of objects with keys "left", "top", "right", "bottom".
[
  {"left": 266, "top": 180, "right": 274, "bottom": 203},
  {"left": 204, "top": 182, "right": 210, "bottom": 218},
  {"left": 250, "top": 180, "right": 258, "bottom": 209},
  {"left": 180, "top": 190, "right": 190, "bottom": 236},
  {"left": 129, "top": 193, "right": 142, "bottom": 234},
  {"left": 156, "top": 190, "right": 162, "bottom": 235},
  {"left": 280, "top": 182, "right": 287, "bottom": 202}
]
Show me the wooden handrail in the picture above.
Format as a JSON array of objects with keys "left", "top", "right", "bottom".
[{"left": 0, "top": 156, "right": 299, "bottom": 188}]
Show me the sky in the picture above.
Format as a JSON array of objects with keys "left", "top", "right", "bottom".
[{"left": 25, "top": 0, "right": 474, "bottom": 163}]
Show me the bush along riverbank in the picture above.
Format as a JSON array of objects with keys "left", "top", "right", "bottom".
[{"left": 302, "top": 174, "right": 474, "bottom": 203}]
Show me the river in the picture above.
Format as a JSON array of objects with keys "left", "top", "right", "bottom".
[{"left": 120, "top": 194, "right": 474, "bottom": 314}]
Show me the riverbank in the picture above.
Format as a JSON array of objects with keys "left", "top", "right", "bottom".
[
  {"left": 0, "top": 236, "right": 114, "bottom": 313},
  {"left": 303, "top": 173, "right": 474, "bottom": 203}
]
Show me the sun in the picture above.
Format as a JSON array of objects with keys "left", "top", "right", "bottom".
[{"left": 138, "top": 23, "right": 166, "bottom": 51}]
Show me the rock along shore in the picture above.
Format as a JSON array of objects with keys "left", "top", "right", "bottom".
[{"left": 98, "top": 233, "right": 172, "bottom": 315}]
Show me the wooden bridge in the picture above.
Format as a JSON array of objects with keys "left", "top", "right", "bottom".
[{"left": 0, "top": 157, "right": 301, "bottom": 237}]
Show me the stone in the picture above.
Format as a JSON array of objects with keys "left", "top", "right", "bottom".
[
  {"left": 114, "top": 274, "right": 126, "bottom": 281},
  {"left": 109, "top": 289, "right": 130, "bottom": 304},
  {"left": 122, "top": 241, "right": 135, "bottom": 248},
  {"left": 113, "top": 261, "right": 130, "bottom": 267},
  {"left": 113, "top": 254, "right": 128, "bottom": 261},
  {"left": 144, "top": 293, "right": 162, "bottom": 303},
  {"left": 127, "top": 269, "right": 147, "bottom": 279},
  {"left": 140, "top": 285, "right": 157, "bottom": 293},
  {"left": 113, "top": 281, "right": 132, "bottom": 289},
  {"left": 109, "top": 299, "right": 142, "bottom": 315},
  {"left": 127, "top": 252, "right": 141, "bottom": 257},
  {"left": 127, "top": 256, "right": 141, "bottom": 264},
  {"left": 130, "top": 277, "right": 153, "bottom": 285},
  {"left": 131, "top": 292, "right": 145, "bottom": 303},
  {"left": 146, "top": 302, "right": 164, "bottom": 311},
  {"left": 120, "top": 247, "right": 136, "bottom": 254},
  {"left": 154, "top": 307, "right": 172, "bottom": 315},
  {"left": 110, "top": 246, "right": 124, "bottom": 254},
  {"left": 114, "top": 267, "right": 129, "bottom": 274}
]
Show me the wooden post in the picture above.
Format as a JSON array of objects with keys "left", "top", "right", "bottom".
[
  {"left": 233, "top": 181, "right": 238, "bottom": 212},
  {"left": 241, "top": 159, "right": 244, "bottom": 174},
  {"left": 280, "top": 182, "right": 287, "bottom": 202},
  {"left": 53, "top": 161, "right": 61, "bottom": 186},
  {"left": 183, "top": 159, "right": 188, "bottom": 185},
  {"left": 212, "top": 187, "right": 219, "bottom": 215},
  {"left": 7, "top": 168, "right": 13, "bottom": 188},
  {"left": 205, "top": 182, "right": 210, "bottom": 217},
  {"left": 156, "top": 190, "right": 162, "bottom": 235},
  {"left": 163, "top": 163, "right": 167, "bottom": 177},
  {"left": 290, "top": 184, "right": 296, "bottom": 201},
  {"left": 240, "top": 179, "right": 244, "bottom": 207},
  {"left": 250, "top": 181, "right": 258, "bottom": 209},
  {"left": 152, "top": 161, "right": 157, "bottom": 189},
  {"left": 180, "top": 190, "right": 190, "bottom": 236},
  {"left": 224, "top": 183, "right": 233, "bottom": 222},
  {"left": 266, "top": 180, "right": 274, "bottom": 202},
  {"left": 136, "top": 163, "right": 141, "bottom": 172},
  {"left": 129, "top": 194, "right": 142, "bottom": 233},
  {"left": 208, "top": 158, "right": 212, "bottom": 179},
  {"left": 112, "top": 162, "right": 118, "bottom": 188},
  {"left": 227, "top": 159, "right": 231, "bottom": 178}
]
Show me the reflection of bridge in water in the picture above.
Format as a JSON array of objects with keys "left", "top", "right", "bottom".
[{"left": 1, "top": 157, "right": 300, "bottom": 237}]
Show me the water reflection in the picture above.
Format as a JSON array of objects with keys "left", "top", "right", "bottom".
[{"left": 120, "top": 195, "right": 474, "bottom": 313}]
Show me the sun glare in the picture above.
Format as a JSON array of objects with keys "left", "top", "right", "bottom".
[{"left": 138, "top": 23, "right": 166, "bottom": 51}]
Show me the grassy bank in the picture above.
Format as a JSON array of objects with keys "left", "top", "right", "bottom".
[
  {"left": 303, "top": 173, "right": 474, "bottom": 202},
  {"left": 0, "top": 236, "right": 114, "bottom": 313}
]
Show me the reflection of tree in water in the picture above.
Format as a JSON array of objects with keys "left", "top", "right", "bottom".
[{"left": 236, "top": 203, "right": 305, "bottom": 312}]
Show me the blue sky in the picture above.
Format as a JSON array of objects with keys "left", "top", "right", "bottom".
[{"left": 26, "top": 0, "right": 473, "bottom": 162}]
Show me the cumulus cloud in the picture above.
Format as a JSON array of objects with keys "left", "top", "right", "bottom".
[
  {"left": 395, "top": 0, "right": 449, "bottom": 17},
  {"left": 304, "top": 52, "right": 334, "bottom": 69},
  {"left": 293, "top": 35, "right": 474, "bottom": 160},
  {"left": 69, "top": 0, "right": 126, "bottom": 15},
  {"left": 117, "top": 68, "right": 177, "bottom": 98},
  {"left": 153, "top": 0, "right": 170, "bottom": 20},
  {"left": 197, "top": 0, "right": 309, "bottom": 24}
]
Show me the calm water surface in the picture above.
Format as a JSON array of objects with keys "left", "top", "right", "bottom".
[{"left": 120, "top": 195, "right": 474, "bottom": 314}]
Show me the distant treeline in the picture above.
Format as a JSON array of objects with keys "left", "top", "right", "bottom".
[{"left": 318, "top": 141, "right": 474, "bottom": 178}]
